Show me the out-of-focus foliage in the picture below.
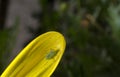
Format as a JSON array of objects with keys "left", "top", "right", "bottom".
[
  {"left": 28, "top": 0, "right": 120, "bottom": 77},
  {"left": 0, "top": 18, "right": 19, "bottom": 74}
]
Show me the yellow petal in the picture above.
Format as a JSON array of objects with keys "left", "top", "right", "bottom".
[{"left": 1, "top": 31, "right": 66, "bottom": 77}]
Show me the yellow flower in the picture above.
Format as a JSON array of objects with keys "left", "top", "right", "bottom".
[{"left": 1, "top": 31, "right": 66, "bottom": 77}]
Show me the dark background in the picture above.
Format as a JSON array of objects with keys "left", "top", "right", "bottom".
[{"left": 0, "top": 0, "right": 120, "bottom": 77}]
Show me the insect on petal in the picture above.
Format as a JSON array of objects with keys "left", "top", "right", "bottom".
[{"left": 1, "top": 31, "right": 66, "bottom": 77}]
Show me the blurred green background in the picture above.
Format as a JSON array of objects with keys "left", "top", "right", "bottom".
[{"left": 0, "top": 0, "right": 120, "bottom": 77}]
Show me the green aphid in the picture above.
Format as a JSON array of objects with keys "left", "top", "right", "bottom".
[{"left": 46, "top": 49, "right": 59, "bottom": 59}]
